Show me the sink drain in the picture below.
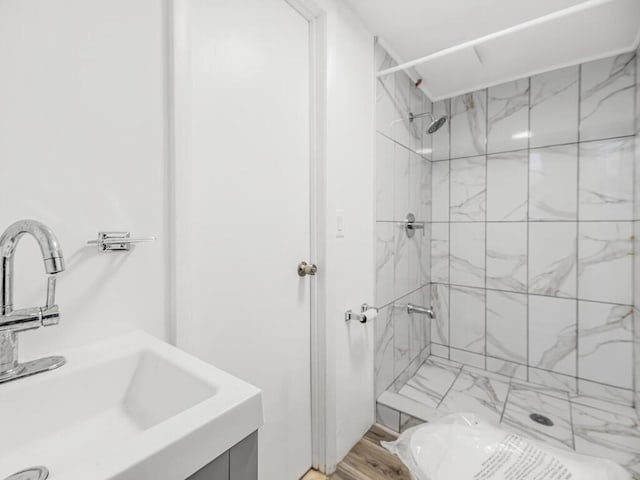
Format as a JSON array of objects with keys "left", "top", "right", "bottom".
[
  {"left": 2, "top": 467, "right": 48, "bottom": 480},
  {"left": 529, "top": 413, "right": 554, "bottom": 427}
]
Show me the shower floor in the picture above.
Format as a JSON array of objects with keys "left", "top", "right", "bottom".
[{"left": 377, "top": 356, "right": 640, "bottom": 478}]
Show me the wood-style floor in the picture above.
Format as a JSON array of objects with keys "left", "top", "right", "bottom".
[{"left": 301, "top": 424, "right": 411, "bottom": 480}]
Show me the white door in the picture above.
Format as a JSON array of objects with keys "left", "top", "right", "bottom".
[{"left": 176, "top": 1, "right": 312, "bottom": 479}]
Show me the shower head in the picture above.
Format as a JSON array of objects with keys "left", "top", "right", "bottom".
[
  {"left": 427, "top": 115, "right": 447, "bottom": 134},
  {"left": 409, "top": 112, "right": 448, "bottom": 134}
]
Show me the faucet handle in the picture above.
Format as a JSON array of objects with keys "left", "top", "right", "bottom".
[{"left": 46, "top": 276, "right": 56, "bottom": 308}]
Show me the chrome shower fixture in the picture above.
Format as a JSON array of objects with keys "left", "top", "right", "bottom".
[{"left": 408, "top": 112, "right": 448, "bottom": 134}]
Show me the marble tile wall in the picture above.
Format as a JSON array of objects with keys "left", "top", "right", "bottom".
[
  {"left": 429, "top": 51, "right": 639, "bottom": 406},
  {"left": 375, "top": 43, "right": 432, "bottom": 397}
]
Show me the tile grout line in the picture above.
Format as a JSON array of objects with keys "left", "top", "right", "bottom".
[
  {"left": 576, "top": 63, "right": 582, "bottom": 392},
  {"left": 435, "top": 364, "right": 464, "bottom": 409},
  {"left": 484, "top": 87, "right": 489, "bottom": 372},
  {"left": 447, "top": 97, "right": 452, "bottom": 361},
  {"left": 426, "top": 133, "right": 636, "bottom": 163},
  {"left": 429, "top": 281, "right": 634, "bottom": 307},
  {"left": 499, "top": 379, "right": 514, "bottom": 424},
  {"left": 526, "top": 75, "right": 532, "bottom": 384}
]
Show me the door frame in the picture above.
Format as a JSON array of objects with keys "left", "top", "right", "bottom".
[{"left": 167, "top": 0, "right": 333, "bottom": 473}]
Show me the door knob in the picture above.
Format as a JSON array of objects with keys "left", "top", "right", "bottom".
[{"left": 297, "top": 261, "right": 318, "bottom": 277}]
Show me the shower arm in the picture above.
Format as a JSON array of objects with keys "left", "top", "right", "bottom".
[{"left": 408, "top": 112, "right": 435, "bottom": 123}]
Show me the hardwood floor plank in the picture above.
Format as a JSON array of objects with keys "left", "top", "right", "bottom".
[
  {"left": 364, "top": 424, "right": 399, "bottom": 445},
  {"left": 336, "top": 437, "right": 410, "bottom": 480}
]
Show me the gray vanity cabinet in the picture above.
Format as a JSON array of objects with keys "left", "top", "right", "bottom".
[{"left": 187, "top": 432, "right": 258, "bottom": 480}]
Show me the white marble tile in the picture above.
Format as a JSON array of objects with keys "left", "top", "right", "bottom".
[
  {"left": 511, "top": 377, "right": 571, "bottom": 401},
  {"left": 530, "top": 65, "right": 579, "bottom": 148},
  {"left": 487, "top": 79, "right": 530, "bottom": 154},
  {"left": 392, "top": 349, "right": 427, "bottom": 393},
  {"left": 450, "top": 91, "right": 487, "bottom": 159},
  {"left": 578, "top": 222, "right": 633, "bottom": 305},
  {"left": 450, "top": 155, "right": 486, "bottom": 221},
  {"left": 449, "top": 348, "right": 485, "bottom": 369},
  {"left": 574, "top": 379, "right": 635, "bottom": 409},
  {"left": 408, "top": 79, "right": 427, "bottom": 153},
  {"left": 635, "top": 136, "right": 640, "bottom": 220},
  {"left": 636, "top": 312, "right": 640, "bottom": 411},
  {"left": 571, "top": 393, "right": 636, "bottom": 417},
  {"left": 419, "top": 285, "right": 432, "bottom": 354},
  {"left": 375, "top": 222, "right": 394, "bottom": 307},
  {"left": 375, "top": 47, "right": 396, "bottom": 138},
  {"left": 392, "top": 71, "right": 414, "bottom": 149},
  {"left": 636, "top": 48, "right": 640, "bottom": 136},
  {"left": 394, "top": 301, "right": 411, "bottom": 380},
  {"left": 398, "top": 357, "right": 462, "bottom": 408},
  {"left": 430, "top": 343, "right": 449, "bottom": 359},
  {"left": 420, "top": 223, "right": 431, "bottom": 288},
  {"left": 430, "top": 284, "right": 449, "bottom": 347},
  {"left": 462, "top": 364, "right": 512, "bottom": 382},
  {"left": 578, "top": 301, "right": 633, "bottom": 389},
  {"left": 580, "top": 53, "right": 636, "bottom": 142},
  {"left": 393, "top": 222, "right": 409, "bottom": 300},
  {"left": 374, "top": 306, "right": 395, "bottom": 397},
  {"left": 529, "top": 295, "right": 577, "bottom": 376},
  {"left": 376, "top": 403, "right": 400, "bottom": 431},
  {"left": 393, "top": 143, "right": 410, "bottom": 222},
  {"left": 407, "top": 226, "right": 425, "bottom": 294},
  {"left": 526, "top": 368, "right": 578, "bottom": 396},
  {"left": 486, "top": 290, "right": 527, "bottom": 364},
  {"left": 501, "top": 388, "right": 574, "bottom": 450},
  {"left": 408, "top": 288, "right": 429, "bottom": 361},
  {"left": 572, "top": 403, "right": 640, "bottom": 477},
  {"left": 437, "top": 369, "right": 510, "bottom": 422},
  {"left": 431, "top": 99, "right": 450, "bottom": 161},
  {"left": 431, "top": 223, "right": 449, "bottom": 283},
  {"left": 528, "top": 222, "right": 577, "bottom": 298},
  {"left": 378, "top": 390, "right": 447, "bottom": 423},
  {"left": 450, "top": 286, "right": 486, "bottom": 354},
  {"left": 399, "top": 413, "right": 423, "bottom": 433},
  {"left": 431, "top": 160, "right": 449, "bottom": 222},
  {"left": 450, "top": 223, "right": 485, "bottom": 288},
  {"left": 376, "top": 134, "right": 395, "bottom": 221},
  {"left": 486, "top": 222, "right": 527, "bottom": 292},
  {"left": 486, "top": 357, "right": 527, "bottom": 381},
  {"left": 418, "top": 96, "right": 433, "bottom": 161},
  {"left": 414, "top": 153, "right": 431, "bottom": 222},
  {"left": 579, "top": 138, "right": 634, "bottom": 221},
  {"left": 486, "top": 151, "right": 528, "bottom": 221},
  {"left": 529, "top": 144, "right": 578, "bottom": 220}
]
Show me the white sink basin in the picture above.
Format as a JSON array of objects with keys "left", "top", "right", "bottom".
[{"left": 0, "top": 331, "right": 263, "bottom": 480}]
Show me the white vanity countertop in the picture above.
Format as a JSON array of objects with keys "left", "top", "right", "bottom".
[{"left": 0, "top": 331, "right": 264, "bottom": 480}]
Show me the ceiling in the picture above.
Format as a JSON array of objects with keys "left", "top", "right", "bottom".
[{"left": 345, "top": 0, "right": 640, "bottom": 100}]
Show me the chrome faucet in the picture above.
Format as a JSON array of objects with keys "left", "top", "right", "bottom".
[{"left": 0, "top": 220, "right": 66, "bottom": 383}]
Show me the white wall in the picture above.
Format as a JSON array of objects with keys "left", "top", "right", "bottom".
[
  {"left": 316, "top": 0, "right": 376, "bottom": 467},
  {"left": 0, "top": 0, "right": 375, "bottom": 472},
  {"left": 0, "top": 0, "right": 170, "bottom": 357}
]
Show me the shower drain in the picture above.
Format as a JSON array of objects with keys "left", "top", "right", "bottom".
[
  {"left": 529, "top": 413, "right": 554, "bottom": 427},
  {"left": 2, "top": 467, "right": 48, "bottom": 480}
]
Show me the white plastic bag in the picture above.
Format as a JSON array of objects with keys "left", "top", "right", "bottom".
[{"left": 382, "top": 413, "right": 630, "bottom": 480}]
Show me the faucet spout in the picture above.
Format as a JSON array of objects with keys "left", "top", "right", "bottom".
[{"left": 0, "top": 220, "right": 65, "bottom": 314}]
